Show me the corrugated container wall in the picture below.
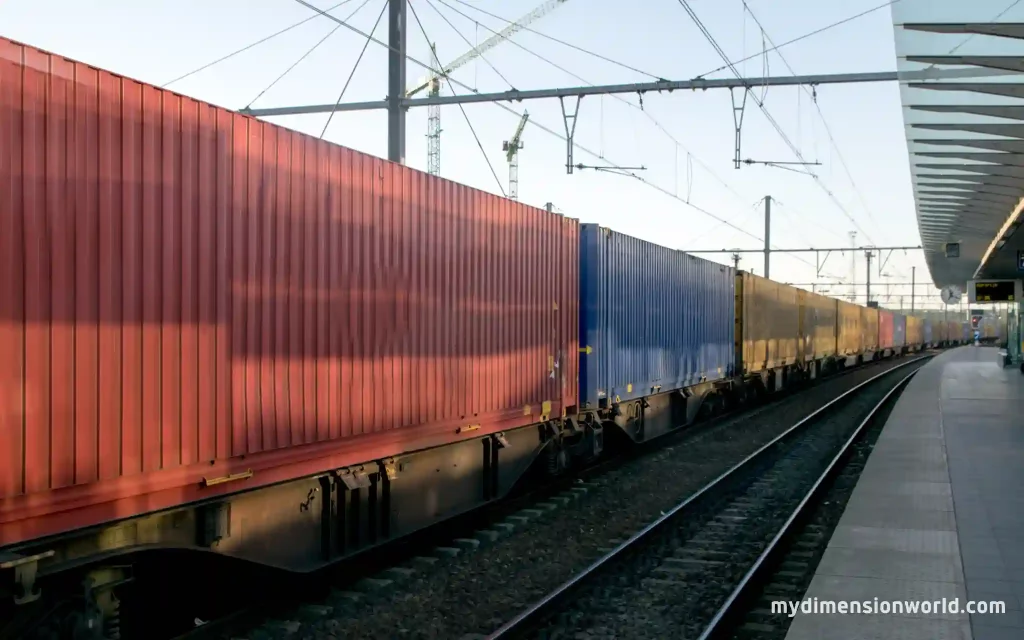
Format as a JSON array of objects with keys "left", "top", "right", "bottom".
[
  {"left": 878, "top": 310, "right": 895, "bottom": 350},
  {"left": 923, "top": 319, "right": 934, "bottom": 345},
  {"left": 738, "top": 273, "right": 800, "bottom": 373},
  {"left": 893, "top": 314, "right": 907, "bottom": 348},
  {"left": 0, "top": 37, "right": 579, "bottom": 543},
  {"left": 862, "top": 307, "right": 880, "bottom": 351},
  {"left": 906, "top": 316, "right": 923, "bottom": 346},
  {"left": 837, "top": 300, "right": 864, "bottom": 355},
  {"left": 578, "top": 226, "right": 734, "bottom": 408},
  {"left": 798, "top": 290, "right": 838, "bottom": 361}
]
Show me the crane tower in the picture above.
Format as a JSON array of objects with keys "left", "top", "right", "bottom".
[
  {"left": 504, "top": 111, "right": 530, "bottom": 200},
  {"left": 407, "top": 0, "right": 570, "bottom": 175}
]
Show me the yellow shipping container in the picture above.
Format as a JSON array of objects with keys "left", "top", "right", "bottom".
[
  {"left": 837, "top": 300, "right": 864, "bottom": 355},
  {"left": 906, "top": 315, "right": 923, "bottom": 347},
  {"left": 798, "top": 289, "right": 838, "bottom": 361},
  {"left": 862, "top": 307, "right": 880, "bottom": 351},
  {"left": 737, "top": 272, "right": 800, "bottom": 373}
]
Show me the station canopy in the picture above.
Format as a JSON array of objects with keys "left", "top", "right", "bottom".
[{"left": 892, "top": 0, "right": 1024, "bottom": 289}]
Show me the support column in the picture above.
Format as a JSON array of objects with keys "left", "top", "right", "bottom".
[
  {"left": 388, "top": 0, "right": 407, "bottom": 164},
  {"left": 910, "top": 266, "right": 915, "bottom": 312},
  {"left": 763, "top": 196, "right": 772, "bottom": 279},
  {"left": 865, "top": 250, "right": 873, "bottom": 305}
]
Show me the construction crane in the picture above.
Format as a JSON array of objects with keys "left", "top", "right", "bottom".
[
  {"left": 503, "top": 111, "right": 529, "bottom": 200},
  {"left": 410, "top": 0, "right": 570, "bottom": 176}
]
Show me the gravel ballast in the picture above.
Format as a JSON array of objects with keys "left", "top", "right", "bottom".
[
  {"left": 527, "top": 358, "right": 924, "bottom": 639},
  {"left": 222, "top": 355, "right": 930, "bottom": 640}
]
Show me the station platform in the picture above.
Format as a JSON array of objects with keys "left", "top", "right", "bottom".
[{"left": 785, "top": 346, "right": 1024, "bottom": 640}]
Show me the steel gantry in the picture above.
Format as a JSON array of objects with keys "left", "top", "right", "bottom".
[{"left": 270, "top": 2, "right": 1017, "bottom": 176}]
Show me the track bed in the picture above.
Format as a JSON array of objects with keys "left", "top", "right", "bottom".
[{"left": 182, "top": 355, "right": 928, "bottom": 640}]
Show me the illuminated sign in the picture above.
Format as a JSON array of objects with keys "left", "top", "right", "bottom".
[{"left": 968, "top": 279, "right": 1022, "bottom": 303}]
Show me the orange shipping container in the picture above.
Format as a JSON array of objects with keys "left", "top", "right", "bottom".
[{"left": 0, "top": 37, "right": 580, "bottom": 546}]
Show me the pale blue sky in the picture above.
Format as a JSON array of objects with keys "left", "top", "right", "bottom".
[{"left": 0, "top": 0, "right": 947, "bottom": 307}]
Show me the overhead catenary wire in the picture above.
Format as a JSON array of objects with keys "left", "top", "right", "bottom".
[
  {"left": 430, "top": 0, "right": 609, "bottom": 99},
  {"left": 284, "top": 0, "right": 839, "bottom": 273},
  {"left": 320, "top": 0, "right": 388, "bottom": 138},
  {"left": 676, "top": 0, "right": 878, "bottom": 249},
  {"left": 246, "top": 0, "right": 374, "bottom": 109},
  {"left": 697, "top": 0, "right": 904, "bottom": 79},
  {"left": 285, "top": 0, "right": 762, "bottom": 240},
  {"left": 676, "top": 0, "right": 815, "bottom": 180},
  {"left": 421, "top": 0, "right": 517, "bottom": 90},
  {"left": 739, "top": 3, "right": 905, "bottom": 280},
  {"left": 162, "top": 0, "right": 356, "bottom": 87},
  {"left": 449, "top": 0, "right": 666, "bottom": 80},
  {"left": 407, "top": 0, "right": 508, "bottom": 197},
  {"left": 742, "top": 4, "right": 879, "bottom": 230},
  {"left": 431, "top": 0, "right": 758, "bottom": 214}
]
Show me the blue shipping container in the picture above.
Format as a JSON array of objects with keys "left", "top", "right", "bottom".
[
  {"left": 923, "top": 319, "right": 933, "bottom": 345},
  {"left": 894, "top": 314, "right": 906, "bottom": 347},
  {"left": 578, "top": 225, "right": 735, "bottom": 409}
]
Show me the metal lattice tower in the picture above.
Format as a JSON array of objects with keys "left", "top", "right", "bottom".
[
  {"left": 848, "top": 231, "right": 857, "bottom": 302},
  {"left": 426, "top": 44, "right": 441, "bottom": 176},
  {"left": 504, "top": 111, "right": 530, "bottom": 200},
  {"left": 408, "top": 1, "right": 569, "bottom": 176},
  {"left": 508, "top": 145, "right": 521, "bottom": 200}
]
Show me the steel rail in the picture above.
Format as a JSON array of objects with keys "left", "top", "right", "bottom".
[
  {"left": 695, "top": 365, "right": 922, "bottom": 640},
  {"left": 485, "top": 354, "right": 930, "bottom": 639}
]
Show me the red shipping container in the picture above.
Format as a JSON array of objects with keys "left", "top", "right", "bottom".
[
  {"left": 878, "top": 309, "right": 895, "bottom": 350},
  {"left": 0, "top": 37, "right": 579, "bottom": 547}
]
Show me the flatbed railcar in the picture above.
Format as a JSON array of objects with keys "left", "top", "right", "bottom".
[
  {"left": 576, "top": 225, "right": 735, "bottom": 448},
  {"left": 0, "top": 35, "right": 948, "bottom": 638},
  {"left": 0, "top": 34, "right": 584, "bottom": 632}
]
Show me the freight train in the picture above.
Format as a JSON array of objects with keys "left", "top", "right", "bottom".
[{"left": 0, "top": 36, "right": 966, "bottom": 636}]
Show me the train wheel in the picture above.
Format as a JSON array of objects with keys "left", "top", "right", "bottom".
[{"left": 543, "top": 441, "right": 569, "bottom": 476}]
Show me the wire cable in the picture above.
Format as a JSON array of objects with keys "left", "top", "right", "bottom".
[
  {"left": 246, "top": 0, "right": 374, "bottom": 109},
  {"left": 422, "top": 0, "right": 517, "bottom": 90},
  {"left": 285, "top": 0, "right": 825, "bottom": 263},
  {"left": 449, "top": 0, "right": 665, "bottom": 80},
  {"left": 407, "top": 1, "right": 508, "bottom": 197},
  {"left": 320, "top": 0, "right": 388, "bottom": 138},
  {"left": 697, "top": 0, "right": 904, "bottom": 79},
  {"left": 162, "top": 0, "right": 355, "bottom": 87},
  {"left": 432, "top": 0, "right": 758, "bottom": 211},
  {"left": 430, "top": 0, "right": 604, "bottom": 98},
  {"left": 676, "top": 0, "right": 877, "bottom": 248},
  {"left": 743, "top": 4, "right": 877, "bottom": 227},
  {"left": 740, "top": 4, "right": 879, "bottom": 251}
]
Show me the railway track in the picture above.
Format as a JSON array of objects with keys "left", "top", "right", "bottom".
[
  {"left": 489, "top": 356, "right": 927, "bottom": 639},
  {"left": 163, "top": 352, "right": 932, "bottom": 640},
  {"left": 708, "top": 372, "right": 899, "bottom": 640}
]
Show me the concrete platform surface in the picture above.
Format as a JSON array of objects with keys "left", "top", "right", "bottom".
[{"left": 785, "top": 347, "right": 1024, "bottom": 640}]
